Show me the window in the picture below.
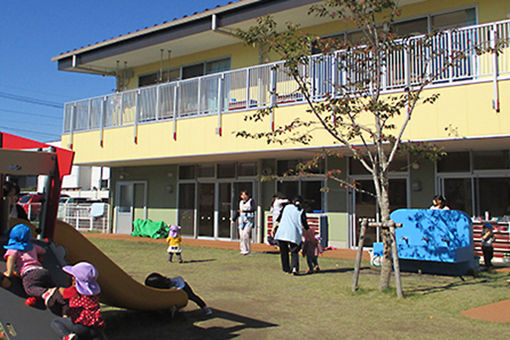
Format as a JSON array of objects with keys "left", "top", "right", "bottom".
[
  {"left": 138, "top": 68, "right": 180, "bottom": 87},
  {"left": 478, "top": 178, "right": 510, "bottom": 218},
  {"left": 182, "top": 63, "right": 205, "bottom": 79},
  {"left": 473, "top": 150, "right": 510, "bottom": 170},
  {"left": 217, "top": 163, "right": 236, "bottom": 178},
  {"left": 431, "top": 8, "right": 476, "bottom": 31},
  {"left": 437, "top": 152, "right": 470, "bottom": 173},
  {"left": 237, "top": 162, "right": 257, "bottom": 177},
  {"left": 276, "top": 180, "right": 324, "bottom": 213},
  {"left": 206, "top": 58, "right": 230, "bottom": 74},
  {"left": 321, "top": 7, "right": 477, "bottom": 46},
  {"left": 179, "top": 165, "right": 196, "bottom": 180},
  {"left": 198, "top": 164, "right": 215, "bottom": 178},
  {"left": 392, "top": 17, "right": 428, "bottom": 36}
]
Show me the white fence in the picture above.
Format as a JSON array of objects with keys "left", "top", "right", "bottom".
[
  {"left": 63, "top": 19, "right": 510, "bottom": 135},
  {"left": 58, "top": 203, "right": 109, "bottom": 232}
]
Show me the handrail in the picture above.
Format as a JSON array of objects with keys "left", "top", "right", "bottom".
[{"left": 63, "top": 19, "right": 510, "bottom": 135}]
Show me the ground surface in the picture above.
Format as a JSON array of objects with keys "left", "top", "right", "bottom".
[{"left": 85, "top": 234, "right": 510, "bottom": 339}]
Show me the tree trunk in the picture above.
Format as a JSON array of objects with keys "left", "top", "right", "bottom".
[{"left": 377, "top": 176, "right": 393, "bottom": 291}]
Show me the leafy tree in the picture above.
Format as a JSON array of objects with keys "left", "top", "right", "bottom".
[{"left": 236, "top": 0, "right": 468, "bottom": 291}]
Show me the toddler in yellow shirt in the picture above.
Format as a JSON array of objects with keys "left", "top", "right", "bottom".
[{"left": 166, "top": 225, "right": 183, "bottom": 263}]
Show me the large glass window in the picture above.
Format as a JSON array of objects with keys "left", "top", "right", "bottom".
[
  {"left": 438, "top": 149, "right": 510, "bottom": 219},
  {"left": 478, "top": 178, "right": 510, "bottom": 219},
  {"left": 276, "top": 180, "right": 324, "bottom": 213},
  {"left": 473, "top": 150, "right": 510, "bottom": 170}
]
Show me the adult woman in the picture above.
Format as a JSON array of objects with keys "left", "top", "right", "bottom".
[
  {"left": 429, "top": 195, "right": 450, "bottom": 210},
  {"left": 233, "top": 191, "right": 255, "bottom": 255},
  {"left": 274, "top": 196, "right": 309, "bottom": 275}
]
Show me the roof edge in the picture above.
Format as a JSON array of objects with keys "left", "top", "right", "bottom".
[{"left": 51, "top": 0, "right": 262, "bottom": 62}]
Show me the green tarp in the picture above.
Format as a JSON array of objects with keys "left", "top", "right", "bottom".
[{"left": 131, "top": 219, "right": 169, "bottom": 239}]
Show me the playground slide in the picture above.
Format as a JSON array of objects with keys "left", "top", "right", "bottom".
[{"left": 52, "top": 220, "right": 188, "bottom": 311}]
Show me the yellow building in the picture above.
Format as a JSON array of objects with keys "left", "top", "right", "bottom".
[{"left": 53, "top": 0, "right": 510, "bottom": 248}]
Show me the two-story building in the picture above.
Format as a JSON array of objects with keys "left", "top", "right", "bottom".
[{"left": 52, "top": 0, "right": 510, "bottom": 249}]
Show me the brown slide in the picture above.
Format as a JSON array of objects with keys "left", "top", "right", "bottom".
[{"left": 52, "top": 220, "right": 188, "bottom": 311}]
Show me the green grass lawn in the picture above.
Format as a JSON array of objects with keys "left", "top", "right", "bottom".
[{"left": 91, "top": 238, "right": 510, "bottom": 339}]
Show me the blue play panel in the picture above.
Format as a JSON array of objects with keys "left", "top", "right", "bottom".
[{"left": 373, "top": 209, "right": 478, "bottom": 275}]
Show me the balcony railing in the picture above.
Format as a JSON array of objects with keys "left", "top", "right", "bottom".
[{"left": 63, "top": 19, "right": 510, "bottom": 135}]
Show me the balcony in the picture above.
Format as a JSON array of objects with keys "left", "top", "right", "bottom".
[{"left": 63, "top": 19, "right": 510, "bottom": 136}]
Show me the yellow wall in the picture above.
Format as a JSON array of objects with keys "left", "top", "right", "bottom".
[{"left": 63, "top": 79, "right": 510, "bottom": 165}]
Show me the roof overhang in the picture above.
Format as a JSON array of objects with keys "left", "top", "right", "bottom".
[
  {"left": 52, "top": 0, "right": 427, "bottom": 76},
  {"left": 52, "top": 0, "right": 324, "bottom": 75}
]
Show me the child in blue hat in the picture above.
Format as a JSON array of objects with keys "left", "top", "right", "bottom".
[
  {"left": 3, "top": 224, "right": 63, "bottom": 307},
  {"left": 481, "top": 223, "right": 495, "bottom": 268}
]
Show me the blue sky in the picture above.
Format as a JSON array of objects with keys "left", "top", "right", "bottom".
[{"left": 0, "top": 0, "right": 233, "bottom": 142}]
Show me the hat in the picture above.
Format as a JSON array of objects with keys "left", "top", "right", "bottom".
[
  {"left": 169, "top": 225, "right": 181, "bottom": 238},
  {"left": 4, "top": 224, "right": 33, "bottom": 251},
  {"left": 63, "top": 262, "right": 101, "bottom": 296},
  {"left": 483, "top": 222, "right": 493, "bottom": 230}
]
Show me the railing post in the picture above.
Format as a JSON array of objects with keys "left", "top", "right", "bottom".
[
  {"left": 87, "top": 99, "right": 92, "bottom": 130},
  {"left": 155, "top": 85, "right": 160, "bottom": 120},
  {"left": 134, "top": 90, "right": 139, "bottom": 143},
  {"left": 246, "top": 68, "right": 251, "bottom": 108},
  {"left": 69, "top": 103, "right": 75, "bottom": 149},
  {"left": 270, "top": 66, "right": 277, "bottom": 131},
  {"left": 99, "top": 97, "right": 105, "bottom": 147},
  {"left": 404, "top": 45, "right": 410, "bottom": 88},
  {"left": 197, "top": 78, "right": 202, "bottom": 115},
  {"left": 491, "top": 24, "right": 500, "bottom": 112},
  {"left": 448, "top": 29, "right": 453, "bottom": 82},
  {"left": 217, "top": 74, "right": 224, "bottom": 136},
  {"left": 172, "top": 84, "right": 178, "bottom": 140},
  {"left": 332, "top": 52, "right": 337, "bottom": 98}
]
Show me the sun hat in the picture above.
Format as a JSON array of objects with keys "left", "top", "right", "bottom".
[
  {"left": 63, "top": 262, "right": 101, "bottom": 296},
  {"left": 169, "top": 225, "right": 181, "bottom": 238},
  {"left": 4, "top": 224, "right": 33, "bottom": 251}
]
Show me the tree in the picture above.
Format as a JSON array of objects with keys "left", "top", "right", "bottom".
[{"left": 236, "top": 0, "right": 468, "bottom": 291}]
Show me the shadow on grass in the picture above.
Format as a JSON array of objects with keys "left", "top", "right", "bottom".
[
  {"left": 404, "top": 276, "right": 492, "bottom": 296},
  {"left": 301, "top": 266, "right": 371, "bottom": 275},
  {"left": 180, "top": 259, "right": 216, "bottom": 264},
  {"left": 103, "top": 307, "right": 278, "bottom": 339}
]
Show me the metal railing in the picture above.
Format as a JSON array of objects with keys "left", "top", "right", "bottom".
[
  {"left": 58, "top": 203, "right": 109, "bottom": 233},
  {"left": 63, "top": 19, "right": 510, "bottom": 134}
]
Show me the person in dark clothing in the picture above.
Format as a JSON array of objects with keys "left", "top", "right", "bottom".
[
  {"left": 144, "top": 272, "right": 212, "bottom": 315},
  {"left": 3, "top": 180, "right": 28, "bottom": 220},
  {"left": 274, "top": 196, "right": 309, "bottom": 275}
]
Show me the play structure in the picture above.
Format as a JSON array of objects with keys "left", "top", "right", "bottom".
[
  {"left": 0, "top": 132, "right": 187, "bottom": 339},
  {"left": 372, "top": 209, "right": 478, "bottom": 275}
]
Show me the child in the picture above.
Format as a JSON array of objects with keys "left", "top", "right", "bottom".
[
  {"left": 481, "top": 223, "right": 494, "bottom": 268},
  {"left": 166, "top": 225, "right": 183, "bottom": 263},
  {"left": 3, "top": 224, "right": 62, "bottom": 307},
  {"left": 51, "top": 262, "right": 105, "bottom": 340},
  {"left": 145, "top": 272, "right": 212, "bottom": 316},
  {"left": 302, "top": 229, "right": 323, "bottom": 274}
]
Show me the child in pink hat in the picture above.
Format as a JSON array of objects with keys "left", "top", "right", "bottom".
[
  {"left": 50, "top": 262, "right": 105, "bottom": 340},
  {"left": 166, "top": 225, "right": 183, "bottom": 263}
]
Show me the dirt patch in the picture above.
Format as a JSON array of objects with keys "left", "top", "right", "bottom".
[
  {"left": 462, "top": 299, "right": 510, "bottom": 323},
  {"left": 86, "top": 233, "right": 371, "bottom": 261}
]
